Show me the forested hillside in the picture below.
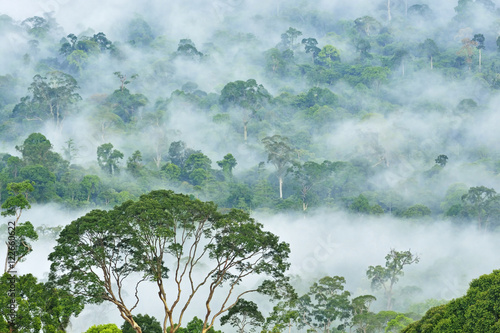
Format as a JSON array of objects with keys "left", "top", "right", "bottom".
[{"left": 1, "top": 0, "right": 500, "bottom": 332}]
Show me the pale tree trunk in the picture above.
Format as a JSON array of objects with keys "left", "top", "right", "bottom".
[
  {"left": 430, "top": 56, "right": 433, "bottom": 70},
  {"left": 120, "top": 311, "right": 142, "bottom": 333},
  {"left": 243, "top": 122, "right": 248, "bottom": 143},
  {"left": 386, "top": 285, "right": 393, "bottom": 310},
  {"left": 279, "top": 176, "right": 283, "bottom": 199},
  {"left": 479, "top": 49, "right": 482, "bottom": 72},
  {"left": 154, "top": 141, "right": 162, "bottom": 169},
  {"left": 387, "top": 0, "right": 391, "bottom": 21}
]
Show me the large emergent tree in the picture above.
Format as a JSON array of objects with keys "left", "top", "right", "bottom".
[
  {"left": 12, "top": 71, "right": 81, "bottom": 130},
  {"left": 366, "top": 249, "right": 419, "bottom": 310},
  {"left": 219, "top": 79, "right": 271, "bottom": 143},
  {"left": 262, "top": 135, "right": 295, "bottom": 199},
  {"left": 49, "top": 190, "right": 291, "bottom": 333}
]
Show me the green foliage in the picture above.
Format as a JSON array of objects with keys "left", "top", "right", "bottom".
[
  {"left": 225, "top": 183, "right": 253, "bottom": 210},
  {"left": 400, "top": 204, "right": 431, "bottom": 219},
  {"left": 349, "top": 194, "right": 371, "bottom": 214},
  {"left": 279, "top": 27, "right": 302, "bottom": 50},
  {"left": 21, "top": 16, "right": 52, "bottom": 39},
  {"left": 97, "top": 143, "right": 124, "bottom": 175},
  {"left": 15, "top": 133, "right": 68, "bottom": 176},
  {"left": 16, "top": 133, "right": 51, "bottom": 165},
  {"left": 288, "top": 160, "right": 334, "bottom": 210},
  {"left": 106, "top": 87, "right": 148, "bottom": 123},
  {"left": 175, "top": 39, "right": 204, "bottom": 60},
  {"left": 19, "top": 165, "right": 56, "bottom": 202},
  {"left": 297, "top": 276, "right": 352, "bottom": 333},
  {"left": 262, "top": 135, "right": 295, "bottom": 199},
  {"left": 174, "top": 317, "right": 222, "bottom": 333},
  {"left": 219, "top": 79, "right": 271, "bottom": 141},
  {"left": 127, "top": 17, "right": 154, "bottom": 47},
  {"left": 367, "top": 249, "right": 420, "bottom": 310},
  {"left": 121, "top": 314, "right": 162, "bottom": 333},
  {"left": 220, "top": 299, "right": 265, "bottom": 333},
  {"left": 168, "top": 141, "right": 189, "bottom": 167},
  {"left": 435, "top": 155, "right": 448, "bottom": 167},
  {"left": 385, "top": 314, "right": 414, "bottom": 332},
  {"left": 12, "top": 72, "right": 81, "bottom": 128},
  {"left": 80, "top": 175, "right": 101, "bottom": 202},
  {"left": 317, "top": 45, "right": 341, "bottom": 68},
  {"left": 349, "top": 295, "right": 378, "bottom": 332},
  {"left": 2, "top": 181, "right": 37, "bottom": 272},
  {"left": 294, "top": 87, "right": 338, "bottom": 109},
  {"left": 182, "top": 152, "right": 212, "bottom": 184},
  {"left": 407, "top": 299, "right": 448, "bottom": 316},
  {"left": 161, "top": 163, "right": 181, "bottom": 181},
  {"left": 126, "top": 150, "right": 143, "bottom": 177},
  {"left": 0, "top": 273, "right": 83, "bottom": 333},
  {"left": 217, "top": 153, "right": 237, "bottom": 179},
  {"left": 85, "top": 323, "right": 122, "bottom": 333},
  {"left": 302, "top": 37, "right": 321, "bottom": 60},
  {"left": 448, "top": 186, "right": 500, "bottom": 229},
  {"left": 402, "top": 270, "right": 500, "bottom": 332},
  {"left": 265, "top": 48, "right": 294, "bottom": 77},
  {"left": 1, "top": 180, "right": 34, "bottom": 216},
  {"left": 456, "top": 98, "right": 478, "bottom": 112},
  {"left": 354, "top": 16, "right": 381, "bottom": 36},
  {"left": 361, "top": 66, "right": 390, "bottom": 90}
]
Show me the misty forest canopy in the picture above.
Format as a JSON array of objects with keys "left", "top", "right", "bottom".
[{"left": 2, "top": 0, "right": 500, "bottom": 331}]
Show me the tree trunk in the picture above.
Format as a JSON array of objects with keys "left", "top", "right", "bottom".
[
  {"left": 243, "top": 122, "right": 248, "bottom": 143},
  {"left": 388, "top": 0, "right": 391, "bottom": 21},
  {"left": 279, "top": 176, "right": 283, "bottom": 199},
  {"left": 386, "top": 287, "right": 393, "bottom": 310},
  {"left": 479, "top": 49, "right": 482, "bottom": 72},
  {"left": 4, "top": 243, "right": 8, "bottom": 273},
  {"left": 430, "top": 56, "right": 433, "bottom": 70},
  {"left": 119, "top": 309, "right": 142, "bottom": 333}
]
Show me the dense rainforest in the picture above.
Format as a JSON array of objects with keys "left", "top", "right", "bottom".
[{"left": 1, "top": 0, "right": 500, "bottom": 332}]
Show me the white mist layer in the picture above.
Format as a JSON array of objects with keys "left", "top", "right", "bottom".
[{"left": 261, "top": 211, "right": 500, "bottom": 308}]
